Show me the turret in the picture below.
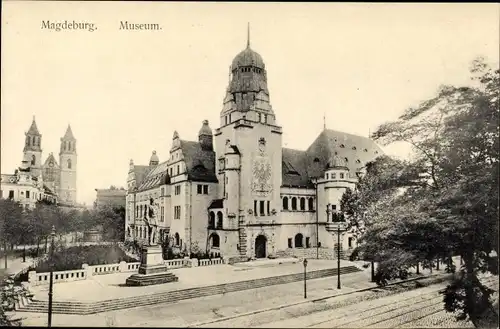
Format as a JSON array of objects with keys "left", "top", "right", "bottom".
[
  {"left": 149, "top": 151, "right": 159, "bottom": 166},
  {"left": 198, "top": 120, "right": 213, "bottom": 151}
]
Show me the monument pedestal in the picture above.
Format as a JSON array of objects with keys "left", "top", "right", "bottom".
[{"left": 125, "top": 245, "right": 178, "bottom": 286}]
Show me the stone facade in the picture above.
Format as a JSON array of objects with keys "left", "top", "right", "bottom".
[
  {"left": 94, "top": 187, "right": 127, "bottom": 208},
  {"left": 125, "top": 35, "right": 383, "bottom": 260},
  {"left": 0, "top": 118, "right": 78, "bottom": 207}
]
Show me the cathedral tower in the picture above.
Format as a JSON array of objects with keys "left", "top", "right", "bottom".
[
  {"left": 23, "top": 116, "right": 43, "bottom": 177},
  {"left": 58, "top": 125, "right": 77, "bottom": 204}
]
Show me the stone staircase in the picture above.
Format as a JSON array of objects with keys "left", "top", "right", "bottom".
[{"left": 17, "top": 265, "right": 361, "bottom": 315}]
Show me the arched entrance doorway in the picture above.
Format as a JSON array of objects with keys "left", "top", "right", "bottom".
[{"left": 255, "top": 235, "right": 267, "bottom": 259}]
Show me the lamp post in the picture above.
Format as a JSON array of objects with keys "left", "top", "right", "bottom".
[
  {"left": 337, "top": 223, "right": 341, "bottom": 289},
  {"left": 48, "top": 225, "right": 56, "bottom": 327},
  {"left": 303, "top": 258, "right": 308, "bottom": 299}
]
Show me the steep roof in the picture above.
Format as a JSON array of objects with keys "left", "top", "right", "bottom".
[
  {"left": 62, "top": 125, "right": 75, "bottom": 140},
  {"left": 281, "top": 129, "right": 384, "bottom": 188},
  {"left": 132, "top": 165, "right": 151, "bottom": 189},
  {"left": 179, "top": 140, "right": 218, "bottom": 183},
  {"left": 282, "top": 148, "right": 312, "bottom": 188},
  {"left": 137, "top": 161, "right": 170, "bottom": 191},
  {"left": 27, "top": 118, "right": 40, "bottom": 136}
]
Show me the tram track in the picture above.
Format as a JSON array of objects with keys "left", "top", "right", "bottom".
[{"left": 305, "top": 276, "right": 497, "bottom": 328}]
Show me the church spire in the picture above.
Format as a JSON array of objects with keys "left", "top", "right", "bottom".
[{"left": 247, "top": 22, "right": 250, "bottom": 48}]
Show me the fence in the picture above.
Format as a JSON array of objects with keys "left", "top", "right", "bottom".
[{"left": 28, "top": 257, "right": 226, "bottom": 286}]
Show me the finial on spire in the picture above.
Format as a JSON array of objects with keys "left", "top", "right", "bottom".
[
  {"left": 368, "top": 128, "right": 371, "bottom": 139},
  {"left": 323, "top": 113, "right": 326, "bottom": 130},
  {"left": 247, "top": 22, "right": 250, "bottom": 48},
  {"left": 33, "top": 115, "right": 35, "bottom": 122}
]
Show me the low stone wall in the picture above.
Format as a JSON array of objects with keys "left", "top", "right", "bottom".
[
  {"left": 28, "top": 258, "right": 226, "bottom": 285},
  {"left": 276, "top": 247, "right": 354, "bottom": 260}
]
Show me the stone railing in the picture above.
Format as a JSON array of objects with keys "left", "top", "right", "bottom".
[
  {"left": 29, "top": 261, "right": 140, "bottom": 286},
  {"left": 28, "top": 257, "right": 226, "bottom": 285},
  {"left": 198, "top": 258, "right": 224, "bottom": 267}
]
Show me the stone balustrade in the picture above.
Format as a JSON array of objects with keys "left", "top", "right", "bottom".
[{"left": 27, "top": 258, "right": 225, "bottom": 285}]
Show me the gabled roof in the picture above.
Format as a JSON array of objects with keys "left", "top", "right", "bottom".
[
  {"left": 281, "top": 129, "right": 384, "bottom": 188},
  {"left": 180, "top": 140, "right": 218, "bottom": 183},
  {"left": 305, "top": 129, "right": 383, "bottom": 178},
  {"left": 42, "top": 153, "right": 59, "bottom": 168},
  {"left": 137, "top": 161, "right": 170, "bottom": 191}
]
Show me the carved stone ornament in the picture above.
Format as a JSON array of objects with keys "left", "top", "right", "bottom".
[
  {"left": 271, "top": 209, "right": 277, "bottom": 215},
  {"left": 248, "top": 209, "right": 253, "bottom": 215}
]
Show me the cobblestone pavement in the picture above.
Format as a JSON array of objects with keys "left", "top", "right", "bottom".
[{"left": 242, "top": 275, "right": 498, "bottom": 328}]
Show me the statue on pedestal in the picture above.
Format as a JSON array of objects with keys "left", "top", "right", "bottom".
[{"left": 144, "top": 198, "right": 159, "bottom": 246}]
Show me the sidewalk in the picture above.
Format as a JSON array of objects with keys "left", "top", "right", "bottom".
[{"left": 2, "top": 256, "right": 35, "bottom": 277}]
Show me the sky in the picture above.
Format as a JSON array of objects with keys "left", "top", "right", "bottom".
[{"left": 1, "top": 2, "right": 499, "bottom": 205}]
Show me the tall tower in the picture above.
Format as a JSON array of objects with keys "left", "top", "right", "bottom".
[
  {"left": 59, "top": 125, "right": 77, "bottom": 204},
  {"left": 23, "top": 116, "right": 43, "bottom": 177},
  {"left": 215, "top": 25, "right": 283, "bottom": 258}
]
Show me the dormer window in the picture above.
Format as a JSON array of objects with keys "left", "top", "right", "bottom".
[
  {"left": 352, "top": 146, "right": 357, "bottom": 150},
  {"left": 363, "top": 148, "right": 368, "bottom": 152},
  {"left": 340, "top": 144, "right": 345, "bottom": 148},
  {"left": 332, "top": 173, "right": 336, "bottom": 179},
  {"left": 356, "top": 159, "right": 361, "bottom": 164},
  {"left": 326, "top": 173, "right": 329, "bottom": 179},
  {"left": 313, "top": 158, "right": 320, "bottom": 163},
  {"left": 375, "top": 151, "right": 379, "bottom": 154},
  {"left": 344, "top": 157, "right": 348, "bottom": 162}
]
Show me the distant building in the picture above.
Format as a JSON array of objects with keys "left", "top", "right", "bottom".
[
  {"left": 94, "top": 187, "right": 127, "bottom": 208},
  {"left": 0, "top": 116, "right": 78, "bottom": 207}
]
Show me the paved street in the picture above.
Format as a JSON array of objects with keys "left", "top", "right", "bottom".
[
  {"left": 197, "top": 275, "right": 498, "bottom": 328},
  {"left": 19, "top": 270, "right": 377, "bottom": 326}
]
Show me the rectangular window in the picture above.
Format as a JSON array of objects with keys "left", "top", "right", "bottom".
[
  {"left": 288, "top": 238, "right": 292, "bottom": 248},
  {"left": 161, "top": 187, "right": 165, "bottom": 197},
  {"left": 175, "top": 185, "right": 181, "bottom": 195},
  {"left": 332, "top": 205, "right": 337, "bottom": 210},
  {"left": 197, "top": 184, "right": 202, "bottom": 194},
  {"left": 26, "top": 191, "right": 30, "bottom": 199},
  {"left": 169, "top": 168, "right": 173, "bottom": 176},
  {"left": 340, "top": 173, "right": 344, "bottom": 179},
  {"left": 8, "top": 190, "right": 14, "bottom": 199},
  {"left": 174, "top": 206, "right": 181, "bottom": 219},
  {"left": 229, "top": 114, "right": 232, "bottom": 123},
  {"left": 177, "top": 165, "right": 180, "bottom": 175},
  {"left": 0, "top": 190, "right": 2, "bottom": 198},
  {"left": 254, "top": 200, "right": 257, "bottom": 216},
  {"left": 203, "top": 185, "right": 208, "bottom": 195},
  {"left": 161, "top": 206, "right": 165, "bottom": 222},
  {"left": 332, "top": 173, "right": 336, "bottom": 179},
  {"left": 348, "top": 237, "right": 353, "bottom": 249},
  {"left": 257, "top": 113, "right": 261, "bottom": 122},
  {"left": 306, "top": 237, "right": 310, "bottom": 248},
  {"left": 225, "top": 116, "right": 228, "bottom": 125},
  {"left": 260, "top": 200, "right": 265, "bottom": 216},
  {"left": 264, "top": 114, "right": 267, "bottom": 123},
  {"left": 267, "top": 201, "right": 270, "bottom": 215}
]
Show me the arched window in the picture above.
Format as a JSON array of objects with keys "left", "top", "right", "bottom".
[
  {"left": 300, "top": 197, "right": 306, "bottom": 210},
  {"left": 217, "top": 211, "right": 223, "bottom": 229},
  {"left": 308, "top": 198, "right": 314, "bottom": 211},
  {"left": 294, "top": 233, "right": 304, "bottom": 248},
  {"left": 139, "top": 227, "right": 143, "bottom": 238},
  {"left": 31, "top": 155, "right": 36, "bottom": 165},
  {"left": 140, "top": 205, "right": 143, "bottom": 218},
  {"left": 67, "top": 159, "right": 72, "bottom": 169},
  {"left": 282, "top": 197, "right": 289, "bottom": 210},
  {"left": 175, "top": 233, "right": 180, "bottom": 246},
  {"left": 209, "top": 212, "right": 215, "bottom": 228},
  {"left": 211, "top": 233, "right": 220, "bottom": 248},
  {"left": 291, "top": 197, "right": 297, "bottom": 210},
  {"left": 32, "top": 136, "right": 36, "bottom": 146}
]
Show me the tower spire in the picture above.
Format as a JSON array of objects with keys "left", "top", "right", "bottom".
[{"left": 247, "top": 22, "right": 250, "bottom": 48}]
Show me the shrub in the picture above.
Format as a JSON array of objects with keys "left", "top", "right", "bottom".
[{"left": 33, "top": 245, "right": 138, "bottom": 272}]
